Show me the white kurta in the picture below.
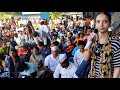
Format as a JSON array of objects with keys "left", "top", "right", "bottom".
[{"left": 53, "top": 62, "right": 78, "bottom": 78}]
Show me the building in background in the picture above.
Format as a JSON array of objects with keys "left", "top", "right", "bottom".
[
  {"left": 21, "top": 12, "right": 50, "bottom": 23},
  {"left": 61, "top": 12, "right": 83, "bottom": 19}
]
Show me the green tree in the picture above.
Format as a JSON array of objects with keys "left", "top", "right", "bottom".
[
  {"left": 49, "top": 12, "right": 62, "bottom": 19},
  {"left": 0, "top": 12, "right": 21, "bottom": 19}
]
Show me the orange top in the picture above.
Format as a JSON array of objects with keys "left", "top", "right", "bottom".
[
  {"left": 18, "top": 48, "right": 31, "bottom": 56},
  {"left": 86, "top": 19, "right": 90, "bottom": 26},
  {"left": 74, "top": 37, "right": 83, "bottom": 45}
]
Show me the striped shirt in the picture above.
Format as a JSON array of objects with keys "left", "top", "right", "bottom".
[{"left": 94, "top": 39, "right": 120, "bottom": 77}]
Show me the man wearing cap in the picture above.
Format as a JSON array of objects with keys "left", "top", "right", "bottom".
[
  {"left": 44, "top": 46, "right": 60, "bottom": 78},
  {"left": 53, "top": 54, "right": 78, "bottom": 78}
]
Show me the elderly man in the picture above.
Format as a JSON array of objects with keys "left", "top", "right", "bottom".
[
  {"left": 44, "top": 46, "right": 60, "bottom": 78},
  {"left": 53, "top": 54, "right": 78, "bottom": 78}
]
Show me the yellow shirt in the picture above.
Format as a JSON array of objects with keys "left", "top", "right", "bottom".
[
  {"left": 0, "top": 47, "right": 4, "bottom": 54},
  {"left": 0, "top": 47, "right": 9, "bottom": 55},
  {"left": 2, "top": 61, "right": 4, "bottom": 67},
  {"left": 74, "top": 37, "right": 83, "bottom": 45}
]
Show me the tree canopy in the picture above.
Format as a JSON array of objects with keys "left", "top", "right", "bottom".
[
  {"left": 49, "top": 12, "right": 62, "bottom": 19},
  {"left": 0, "top": 12, "right": 21, "bottom": 19}
]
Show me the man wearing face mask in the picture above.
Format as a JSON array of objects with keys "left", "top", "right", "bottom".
[{"left": 53, "top": 54, "right": 78, "bottom": 78}]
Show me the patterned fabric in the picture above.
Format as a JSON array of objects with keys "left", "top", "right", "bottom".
[
  {"left": 73, "top": 49, "right": 84, "bottom": 67},
  {"left": 89, "top": 34, "right": 113, "bottom": 78}
]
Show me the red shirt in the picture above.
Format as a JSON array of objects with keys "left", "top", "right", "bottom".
[
  {"left": 63, "top": 45, "right": 75, "bottom": 57},
  {"left": 86, "top": 19, "right": 90, "bottom": 26},
  {"left": 18, "top": 48, "right": 31, "bottom": 56}
]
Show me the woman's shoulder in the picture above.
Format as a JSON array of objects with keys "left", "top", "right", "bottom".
[
  {"left": 111, "top": 38, "right": 120, "bottom": 42},
  {"left": 111, "top": 39, "right": 120, "bottom": 51},
  {"left": 111, "top": 39, "right": 120, "bottom": 47}
]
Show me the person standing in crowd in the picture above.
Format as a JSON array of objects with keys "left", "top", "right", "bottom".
[
  {"left": 90, "top": 17, "right": 95, "bottom": 29},
  {"left": 83, "top": 18, "right": 86, "bottom": 30},
  {"left": 83, "top": 12, "right": 120, "bottom": 78},
  {"left": 53, "top": 54, "right": 78, "bottom": 78},
  {"left": 14, "top": 33, "right": 22, "bottom": 46},
  {"left": 32, "top": 30, "right": 50, "bottom": 46},
  {"left": 27, "top": 20, "right": 35, "bottom": 31},
  {"left": 25, "top": 25, "right": 35, "bottom": 45},
  {"left": 85, "top": 17, "right": 91, "bottom": 31},
  {"left": 79, "top": 17, "right": 84, "bottom": 30},
  {"left": 40, "top": 20, "right": 49, "bottom": 33}
]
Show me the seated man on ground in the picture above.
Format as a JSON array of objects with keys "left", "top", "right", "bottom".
[{"left": 53, "top": 54, "right": 78, "bottom": 78}]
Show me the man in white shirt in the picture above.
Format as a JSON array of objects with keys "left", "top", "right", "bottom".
[
  {"left": 53, "top": 54, "right": 78, "bottom": 78},
  {"left": 40, "top": 23, "right": 50, "bottom": 33},
  {"left": 44, "top": 46, "right": 60, "bottom": 78},
  {"left": 79, "top": 18, "right": 84, "bottom": 29},
  {"left": 32, "top": 30, "right": 49, "bottom": 45},
  {"left": 17, "top": 28, "right": 25, "bottom": 42},
  {"left": 14, "top": 33, "right": 22, "bottom": 46}
]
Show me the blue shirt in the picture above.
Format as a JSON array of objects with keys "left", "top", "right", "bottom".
[
  {"left": 71, "top": 46, "right": 79, "bottom": 56},
  {"left": 19, "top": 62, "right": 37, "bottom": 76},
  {"left": 63, "top": 42, "right": 68, "bottom": 48},
  {"left": 39, "top": 46, "right": 51, "bottom": 58}
]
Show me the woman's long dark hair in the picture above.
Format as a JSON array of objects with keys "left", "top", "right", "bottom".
[
  {"left": 9, "top": 48, "right": 21, "bottom": 63},
  {"left": 96, "top": 12, "right": 111, "bottom": 22},
  {"left": 26, "top": 25, "right": 32, "bottom": 35}
]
